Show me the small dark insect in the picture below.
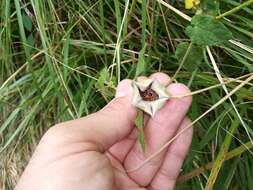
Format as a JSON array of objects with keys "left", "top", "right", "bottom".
[{"left": 139, "top": 84, "right": 159, "bottom": 101}]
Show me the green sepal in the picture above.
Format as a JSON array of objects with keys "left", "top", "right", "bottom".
[{"left": 135, "top": 109, "right": 146, "bottom": 152}]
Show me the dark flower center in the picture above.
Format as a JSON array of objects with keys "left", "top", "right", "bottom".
[{"left": 139, "top": 84, "right": 159, "bottom": 101}]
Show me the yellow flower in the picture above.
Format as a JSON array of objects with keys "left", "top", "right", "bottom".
[{"left": 185, "top": 0, "right": 200, "bottom": 9}]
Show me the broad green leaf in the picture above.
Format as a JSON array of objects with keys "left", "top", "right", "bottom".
[
  {"left": 186, "top": 15, "right": 233, "bottom": 46},
  {"left": 135, "top": 109, "right": 145, "bottom": 152},
  {"left": 201, "top": 0, "right": 219, "bottom": 15},
  {"left": 175, "top": 42, "right": 203, "bottom": 71},
  {"left": 22, "top": 14, "right": 33, "bottom": 32}
]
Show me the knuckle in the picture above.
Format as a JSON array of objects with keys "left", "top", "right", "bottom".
[
  {"left": 42, "top": 124, "right": 66, "bottom": 143},
  {"left": 103, "top": 98, "right": 125, "bottom": 113},
  {"left": 171, "top": 149, "right": 186, "bottom": 162},
  {"left": 101, "top": 97, "right": 136, "bottom": 121},
  {"left": 159, "top": 166, "right": 177, "bottom": 182},
  {"left": 45, "top": 124, "right": 61, "bottom": 137}
]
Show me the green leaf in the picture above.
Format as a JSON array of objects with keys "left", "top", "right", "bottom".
[
  {"left": 27, "top": 34, "right": 35, "bottom": 47},
  {"left": 95, "top": 68, "right": 116, "bottom": 101},
  {"left": 201, "top": 0, "right": 219, "bottom": 15},
  {"left": 135, "top": 44, "right": 147, "bottom": 77},
  {"left": 186, "top": 15, "right": 233, "bottom": 46},
  {"left": 135, "top": 109, "right": 146, "bottom": 152},
  {"left": 175, "top": 42, "right": 204, "bottom": 71},
  {"left": 22, "top": 14, "right": 33, "bottom": 32}
]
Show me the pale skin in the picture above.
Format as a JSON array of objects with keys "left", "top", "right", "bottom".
[{"left": 15, "top": 73, "right": 192, "bottom": 190}]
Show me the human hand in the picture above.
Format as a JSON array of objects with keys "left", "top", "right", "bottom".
[{"left": 15, "top": 73, "right": 192, "bottom": 190}]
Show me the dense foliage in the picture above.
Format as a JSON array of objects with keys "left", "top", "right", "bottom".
[{"left": 1, "top": 0, "right": 253, "bottom": 189}]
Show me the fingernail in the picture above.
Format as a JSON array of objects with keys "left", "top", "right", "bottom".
[
  {"left": 115, "top": 79, "right": 132, "bottom": 98},
  {"left": 167, "top": 83, "right": 191, "bottom": 96}
]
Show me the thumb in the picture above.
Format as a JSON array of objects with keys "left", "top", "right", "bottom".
[{"left": 60, "top": 79, "right": 137, "bottom": 151}]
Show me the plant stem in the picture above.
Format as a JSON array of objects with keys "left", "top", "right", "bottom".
[
  {"left": 216, "top": 0, "right": 253, "bottom": 19},
  {"left": 204, "top": 121, "right": 239, "bottom": 190},
  {"left": 171, "top": 42, "right": 193, "bottom": 81},
  {"left": 177, "top": 141, "right": 253, "bottom": 184},
  {"left": 125, "top": 74, "right": 253, "bottom": 173}
]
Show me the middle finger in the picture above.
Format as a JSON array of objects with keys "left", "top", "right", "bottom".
[{"left": 124, "top": 81, "right": 192, "bottom": 186}]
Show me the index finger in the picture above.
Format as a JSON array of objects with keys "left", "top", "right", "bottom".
[{"left": 124, "top": 83, "right": 192, "bottom": 186}]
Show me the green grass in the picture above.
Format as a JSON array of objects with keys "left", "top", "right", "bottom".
[{"left": 1, "top": 0, "right": 253, "bottom": 189}]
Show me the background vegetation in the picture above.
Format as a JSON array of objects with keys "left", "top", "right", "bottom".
[{"left": 1, "top": 0, "right": 253, "bottom": 189}]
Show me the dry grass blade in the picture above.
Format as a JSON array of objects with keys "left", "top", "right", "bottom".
[
  {"left": 111, "top": 0, "right": 130, "bottom": 83},
  {"left": 177, "top": 141, "right": 253, "bottom": 184},
  {"left": 125, "top": 74, "right": 253, "bottom": 173},
  {"left": 2, "top": 1, "right": 253, "bottom": 189},
  {"left": 170, "top": 73, "right": 253, "bottom": 98},
  {"left": 205, "top": 47, "right": 253, "bottom": 189},
  {"left": 156, "top": 0, "right": 192, "bottom": 21},
  {"left": 0, "top": 51, "right": 44, "bottom": 91}
]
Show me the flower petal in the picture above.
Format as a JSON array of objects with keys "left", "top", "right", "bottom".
[
  {"left": 136, "top": 101, "right": 153, "bottom": 116},
  {"left": 131, "top": 79, "right": 170, "bottom": 117},
  {"left": 149, "top": 99, "right": 168, "bottom": 117},
  {"left": 185, "top": 0, "right": 194, "bottom": 9},
  {"left": 135, "top": 79, "right": 153, "bottom": 91},
  {"left": 151, "top": 80, "right": 170, "bottom": 99},
  {"left": 132, "top": 82, "right": 142, "bottom": 105}
]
